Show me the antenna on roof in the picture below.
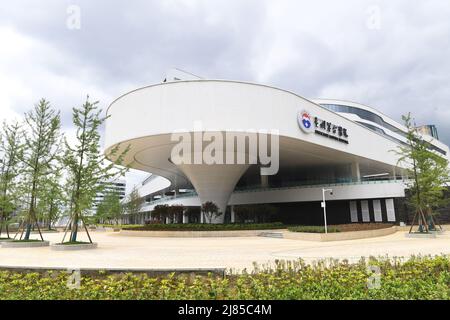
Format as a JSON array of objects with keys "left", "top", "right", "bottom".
[{"left": 163, "top": 68, "right": 203, "bottom": 82}]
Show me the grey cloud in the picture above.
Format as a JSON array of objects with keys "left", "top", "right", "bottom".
[{"left": 1, "top": 0, "right": 450, "bottom": 145}]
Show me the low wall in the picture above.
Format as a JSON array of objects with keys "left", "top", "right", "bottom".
[
  {"left": 283, "top": 226, "right": 397, "bottom": 242},
  {"left": 118, "top": 229, "right": 286, "bottom": 238}
]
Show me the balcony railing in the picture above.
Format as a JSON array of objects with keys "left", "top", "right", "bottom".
[{"left": 140, "top": 177, "right": 406, "bottom": 209}]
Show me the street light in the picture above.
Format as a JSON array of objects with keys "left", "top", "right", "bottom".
[{"left": 321, "top": 188, "right": 333, "bottom": 234}]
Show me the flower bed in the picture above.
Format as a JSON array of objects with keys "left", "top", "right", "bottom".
[{"left": 0, "top": 256, "right": 448, "bottom": 299}]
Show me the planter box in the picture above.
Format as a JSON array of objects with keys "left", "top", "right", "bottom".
[
  {"left": 51, "top": 243, "right": 98, "bottom": 251},
  {"left": 405, "top": 232, "right": 437, "bottom": 239},
  {"left": 1, "top": 240, "right": 50, "bottom": 248}
]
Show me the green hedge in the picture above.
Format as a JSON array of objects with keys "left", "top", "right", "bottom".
[
  {"left": 97, "top": 224, "right": 142, "bottom": 229},
  {"left": 122, "top": 222, "right": 285, "bottom": 231},
  {"left": 288, "top": 223, "right": 393, "bottom": 233},
  {"left": 0, "top": 256, "right": 449, "bottom": 299},
  {"left": 288, "top": 225, "right": 340, "bottom": 233}
]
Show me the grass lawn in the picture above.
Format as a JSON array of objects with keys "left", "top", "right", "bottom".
[{"left": 58, "top": 241, "right": 92, "bottom": 245}]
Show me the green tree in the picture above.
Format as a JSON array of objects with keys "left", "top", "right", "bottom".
[
  {"left": 395, "top": 113, "right": 450, "bottom": 232},
  {"left": 36, "top": 166, "right": 66, "bottom": 230},
  {"left": 168, "top": 204, "right": 184, "bottom": 223},
  {"left": 62, "top": 97, "right": 128, "bottom": 243},
  {"left": 152, "top": 204, "right": 169, "bottom": 223},
  {"left": 20, "top": 99, "right": 62, "bottom": 241},
  {"left": 0, "top": 120, "right": 24, "bottom": 238},
  {"left": 96, "top": 189, "right": 123, "bottom": 225},
  {"left": 125, "top": 187, "right": 142, "bottom": 217},
  {"left": 201, "top": 201, "right": 220, "bottom": 224}
]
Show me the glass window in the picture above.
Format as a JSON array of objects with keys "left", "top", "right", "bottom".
[{"left": 322, "top": 104, "right": 446, "bottom": 156}]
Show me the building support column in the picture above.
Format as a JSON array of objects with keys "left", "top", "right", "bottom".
[
  {"left": 231, "top": 205, "right": 236, "bottom": 223},
  {"left": 351, "top": 162, "right": 361, "bottom": 182},
  {"left": 182, "top": 211, "right": 188, "bottom": 224},
  {"left": 261, "top": 174, "right": 269, "bottom": 188},
  {"left": 177, "top": 163, "right": 250, "bottom": 223}
]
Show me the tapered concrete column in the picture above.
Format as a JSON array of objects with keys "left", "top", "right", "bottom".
[
  {"left": 182, "top": 212, "right": 188, "bottom": 224},
  {"left": 200, "top": 212, "right": 204, "bottom": 223},
  {"left": 178, "top": 163, "right": 250, "bottom": 223},
  {"left": 231, "top": 205, "right": 236, "bottom": 223}
]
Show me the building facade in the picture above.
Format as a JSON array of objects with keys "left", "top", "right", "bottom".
[{"left": 104, "top": 78, "right": 450, "bottom": 225}]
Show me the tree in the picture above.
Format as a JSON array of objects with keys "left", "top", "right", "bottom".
[
  {"left": 95, "top": 190, "right": 123, "bottom": 225},
  {"left": 36, "top": 166, "right": 65, "bottom": 230},
  {"left": 125, "top": 187, "right": 142, "bottom": 217},
  {"left": 152, "top": 204, "right": 169, "bottom": 223},
  {"left": 168, "top": 204, "right": 184, "bottom": 223},
  {"left": 395, "top": 113, "right": 450, "bottom": 233},
  {"left": 201, "top": 201, "right": 221, "bottom": 224},
  {"left": 19, "top": 99, "right": 62, "bottom": 241},
  {"left": 62, "top": 96, "right": 128, "bottom": 243},
  {"left": 0, "top": 120, "right": 24, "bottom": 238}
]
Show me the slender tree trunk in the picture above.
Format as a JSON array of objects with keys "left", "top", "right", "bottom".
[
  {"left": 24, "top": 193, "right": 35, "bottom": 240},
  {"left": 70, "top": 211, "right": 79, "bottom": 242}
]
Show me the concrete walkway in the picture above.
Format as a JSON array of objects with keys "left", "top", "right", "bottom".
[{"left": 0, "top": 230, "right": 449, "bottom": 271}]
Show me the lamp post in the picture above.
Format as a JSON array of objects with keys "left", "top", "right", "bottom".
[{"left": 321, "top": 188, "right": 333, "bottom": 234}]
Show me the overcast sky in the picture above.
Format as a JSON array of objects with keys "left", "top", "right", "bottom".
[{"left": 1, "top": 0, "right": 450, "bottom": 191}]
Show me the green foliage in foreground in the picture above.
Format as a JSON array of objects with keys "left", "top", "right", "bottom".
[
  {"left": 288, "top": 226, "right": 340, "bottom": 233},
  {"left": 0, "top": 256, "right": 449, "bottom": 300},
  {"left": 123, "top": 222, "right": 285, "bottom": 231}
]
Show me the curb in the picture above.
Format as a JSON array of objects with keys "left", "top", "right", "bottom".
[
  {"left": 50, "top": 243, "right": 98, "bottom": 251},
  {"left": 1, "top": 240, "right": 50, "bottom": 248}
]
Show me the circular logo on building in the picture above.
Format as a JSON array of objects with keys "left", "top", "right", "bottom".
[{"left": 298, "top": 110, "right": 314, "bottom": 133}]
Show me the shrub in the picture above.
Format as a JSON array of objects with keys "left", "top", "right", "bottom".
[
  {"left": 122, "top": 222, "right": 285, "bottom": 231},
  {"left": 0, "top": 256, "right": 448, "bottom": 299},
  {"left": 288, "top": 223, "right": 393, "bottom": 233},
  {"left": 288, "top": 226, "right": 340, "bottom": 233}
]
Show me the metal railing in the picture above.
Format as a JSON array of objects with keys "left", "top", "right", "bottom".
[{"left": 140, "top": 178, "right": 406, "bottom": 209}]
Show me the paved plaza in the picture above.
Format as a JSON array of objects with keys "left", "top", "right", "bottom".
[{"left": 0, "top": 230, "right": 449, "bottom": 271}]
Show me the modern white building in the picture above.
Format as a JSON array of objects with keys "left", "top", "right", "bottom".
[{"left": 104, "top": 75, "right": 450, "bottom": 225}]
